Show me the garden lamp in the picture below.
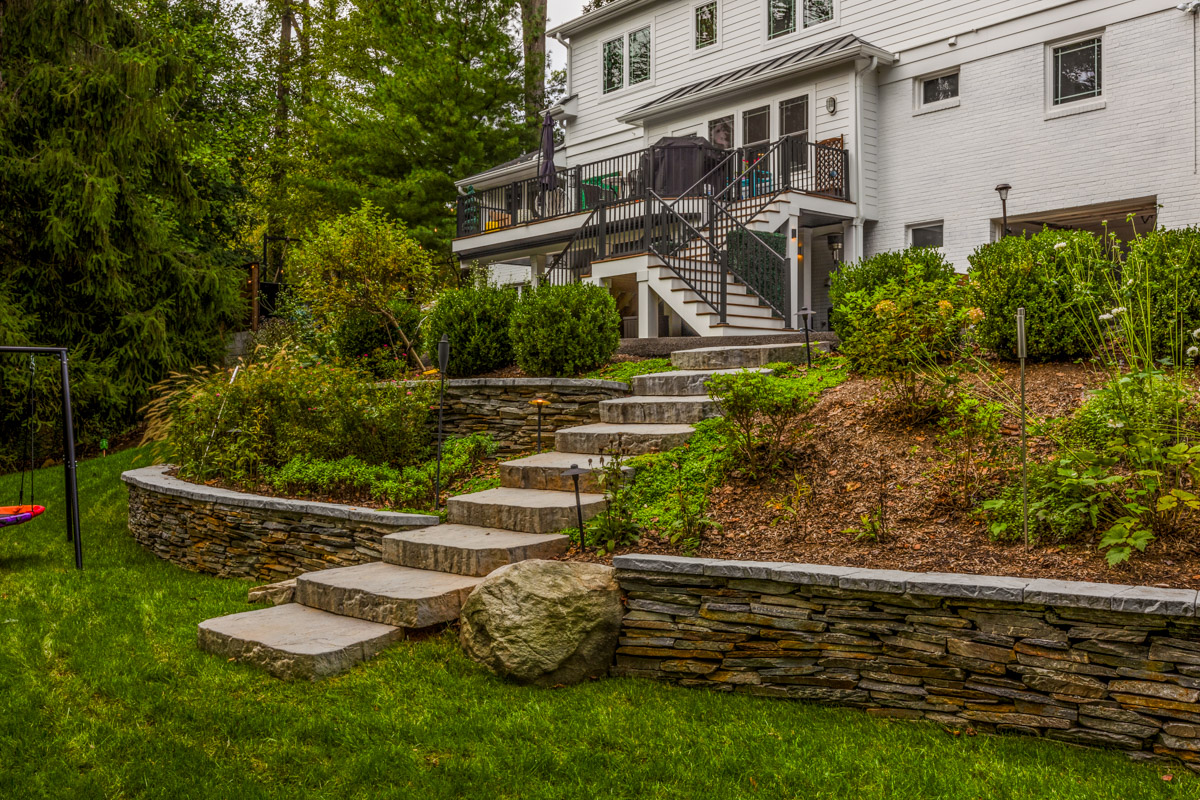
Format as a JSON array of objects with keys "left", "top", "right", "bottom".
[
  {"left": 561, "top": 464, "right": 591, "bottom": 551},
  {"left": 530, "top": 397, "right": 551, "bottom": 453},
  {"left": 433, "top": 335, "right": 450, "bottom": 509},
  {"left": 995, "top": 183, "right": 1011, "bottom": 237}
]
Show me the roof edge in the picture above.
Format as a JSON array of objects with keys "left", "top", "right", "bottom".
[{"left": 548, "top": 0, "right": 656, "bottom": 38}]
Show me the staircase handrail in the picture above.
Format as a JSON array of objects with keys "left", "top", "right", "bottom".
[
  {"left": 712, "top": 133, "right": 797, "bottom": 207},
  {"left": 543, "top": 204, "right": 604, "bottom": 283},
  {"left": 644, "top": 191, "right": 725, "bottom": 317},
  {"left": 709, "top": 200, "right": 790, "bottom": 321}
]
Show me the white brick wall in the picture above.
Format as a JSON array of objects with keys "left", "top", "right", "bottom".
[{"left": 870, "top": 9, "right": 1200, "bottom": 269}]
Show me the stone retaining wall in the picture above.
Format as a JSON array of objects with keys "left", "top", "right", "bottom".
[
  {"left": 435, "top": 378, "right": 629, "bottom": 454},
  {"left": 612, "top": 554, "right": 1200, "bottom": 769},
  {"left": 122, "top": 466, "right": 438, "bottom": 582}
]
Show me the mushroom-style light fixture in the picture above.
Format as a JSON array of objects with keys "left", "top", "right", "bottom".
[
  {"left": 530, "top": 397, "right": 551, "bottom": 453},
  {"left": 995, "top": 183, "right": 1012, "bottom": 237}
]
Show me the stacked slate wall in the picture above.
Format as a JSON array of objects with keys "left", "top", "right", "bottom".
[{"left": 612, "top": 554, "right": 1200, "bottom": 769}]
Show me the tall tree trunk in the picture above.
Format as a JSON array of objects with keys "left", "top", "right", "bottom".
[
  {"left": 518, "top": 0, "right": 547, "bottom": 130},
  {"left": 268, "top": 2, "right": 294, "bottom": 279}
]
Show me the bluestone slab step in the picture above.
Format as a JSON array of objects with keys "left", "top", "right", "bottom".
[
  {"left": 630, "top": 367, "right": 773, "bottom": 396},
  {"left": 670, "top": 342, "right": 829, "bottom": 369},
  {"left": 446, "top": 487, "right": 605, "bottom": 533},
  {"left": 382, "top": 524, "right": 571, "bottom": 576},
  {"left": 499, "top": 450, "right": 625, "bottom": 493},
  {"left": 554, "top": 422, "right": 695, "bottom": 455},
  {"left": 599, "top": 395, "right": 720, "bottom": 424},
  {"left": 295, "top": 562, "right": 481, "bottom": 628},
  {"left": 197, "top": 603, "right": 402, "bottom": 680}
]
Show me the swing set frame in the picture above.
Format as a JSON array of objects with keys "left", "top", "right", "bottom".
[{"left": 1, "top": 346, "right": 83, "bottom": 570}]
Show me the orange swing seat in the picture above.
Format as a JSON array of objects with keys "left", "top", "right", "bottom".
[{"left": 0, "top": 505, "right": 45, "bottom": 528}]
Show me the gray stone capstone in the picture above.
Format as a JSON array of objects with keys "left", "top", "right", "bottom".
[{"left": 459, "top": 560, "right": 622, "bottom": 687}]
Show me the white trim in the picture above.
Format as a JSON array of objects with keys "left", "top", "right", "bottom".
[
  {"left": 1045, "top": 29, "right": 1105, "bottom": 113},
  {"left": 759, "top": 0, "right": 839, "bottom": 52},
  {"left": 907, "top": 220, "right": 945, "bottom": 249},
  {"left": 600, "top": 21, "right": 656, "bottom": 96},
  {"left": 692, "top": 0, "right": 722, "bottom": 54},
  {"left": 913, "top": 67, "right": 961, "bottom": 115}
]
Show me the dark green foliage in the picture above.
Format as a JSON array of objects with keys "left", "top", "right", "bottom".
[
  {"left": 966, "top": 229, "right": 1105, "bottom": 361},
  {"left": 1123, "top": 227, "right": 1200, "bottom": 364},
  {"left": 585, "top": 358, "right": 675, "bottom": 383},
  {"left": 168, "top": 356, "right": 433, "bottom": 484},
  {"left": 0, "top": 0, "right": 251, "bottom": 463},
  {"left": 727, "top": 230, "right": 789, "bottom": 314},
  {"left": 829, "top": 248, "right": 954, "bottom": 336},
  {"left": 424, "top": 284, "right": 518, "bottom": 377},
  {"left": 509, "top": 283, "right": 620, "bottom": 376},
  {"left": 333, "top": 301, "right": 422, "bottom": 378}
]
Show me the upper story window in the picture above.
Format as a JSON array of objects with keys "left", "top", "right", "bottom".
[
  {"left": 1053, "top": 37, "right": 1101, "bottom": 105},
  {"left": 695, "top": 1, "right": 718, "bottom": 49},
  {"left": 768, "top": 0, "right": 832, "bottom": 40},
  {"left": 603, "top": 25, "right": 652, "bottom": 94}
]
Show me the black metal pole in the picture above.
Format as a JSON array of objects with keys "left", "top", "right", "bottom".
[
  {"left": 572, "top": 470, "right": 584, "bottom": 551},
  {"left": 803, "top": 313, "right": 812, "bottom": 368},
  {"left": 1002, "top": 198, "right": 1008, "bottom": 237},
  {"left": 537, "top": 405, "right": 543, "bottom": 454},
  {"left": 434, "top": 373, "right": 446, "bottom": 509},
  {"left": 60, "top": 353, "right": 82, "bottom": 570}
]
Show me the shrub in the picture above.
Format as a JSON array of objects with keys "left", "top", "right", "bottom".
[
  {"left": 1109, "top": 226, "right": 1200, "bottom": 366},
  {"left": 836, "top": 265, "right": 968, "bottom": 416},
  {"left": 168, "top": 352, "right": 433, "bottom": 484},
  {"left": 829, "top": 248, "right": 954, "bottom": 337},
  {"left": 509, "top": 283, "right": 620, "bottom": 377},
  {"left": 424, "top": 283, "right": 518, "bottom": 377},
  {"left": 966, "top": 229, "right": 1106, "bottom": 361}
]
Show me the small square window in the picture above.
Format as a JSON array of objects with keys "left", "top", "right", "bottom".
[
  {"left": 628, "top": 26, "right": 651, "bottom": 85},
  {"left": 709, "top": 115, "right": 733, "bottom": 149},
  {"left": 695, "top": 2, "right": 718, "bottom": 49},
  {"left": 922, "top": 73, "right": 959, "bottom": 105},
  {"left": 603, "top": 37, "right": 624, "bottom": 93},
  {"left": 803, "top": 0, "right": 832, "bottom": 27},
  {"left": 911, "top": 223, "right": 943, "bottom": 248},
  {"left": 767, "top": 0, "right": 796, "bottom": 39},
  {"left": 1054, "top": 37, "right": 1101, "bottom": 104}
]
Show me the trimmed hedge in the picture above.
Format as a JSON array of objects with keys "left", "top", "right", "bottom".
[
  {"left": 509, "top": 283, "right": 621, "bottom": 377},
  {"left": 1124, "top": 226, "right": 1200, "bottom": 364},
  {"left": 829, "top": 248, "right": 954, "bottom": 337},
  {"left": 424, "top": 284, "right": 518, "bottom": 377}
]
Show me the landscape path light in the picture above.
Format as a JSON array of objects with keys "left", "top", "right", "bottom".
[
  {"left": 530, "top": 397, "right": 551, "bottom": 453},
  {"left": 995, "top": 183, "right": 1012, "bottom": 237},
  {"left": 561, "top": 463, "right": 592, "bottom": 552}
]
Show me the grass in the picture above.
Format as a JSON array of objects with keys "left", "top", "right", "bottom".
[
  {"left": 0, "top": 448, "right": 1194, "bottom": 798},
  {"left": 585, "top": 357, "right": 675, "bottom": 383}
]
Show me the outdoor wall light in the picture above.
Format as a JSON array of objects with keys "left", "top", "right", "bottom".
[
  {"left": 825, "top": 96, "right": 838, "bottom": 116},
  {"left": 827, "top": 233, "right": 843, "bottom": 263}
]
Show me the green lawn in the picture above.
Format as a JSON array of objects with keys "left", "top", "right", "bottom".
[{"left": 0, "top": 449, "right": 1192, "bottom": 799}]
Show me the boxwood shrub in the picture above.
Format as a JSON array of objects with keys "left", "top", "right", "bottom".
[
  {"left": 965, "top": 229, "right": 1105, "bottom": 361},
  {"left": 829, "top": 247, "right": 954, "bottom": 337},
  {"left": 424, "top": 283, "right": 518, "bottom": 377},
  {"left": 1123, "top": 226, "right": 1200, "bottom": 364},
  {"left": 509, "top": 283, "right": 621, "bottom": 377}
]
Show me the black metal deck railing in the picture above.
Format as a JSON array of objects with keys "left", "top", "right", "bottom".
[{"left": 455, "top": 135, "right": 848, "bottom": 238}]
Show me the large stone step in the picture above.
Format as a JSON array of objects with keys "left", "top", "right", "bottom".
[
  {"left": 499, "top": 450, "right": 624, "bottom": 493},
  {"left": 197, "top": 603, "right": 403, "bottom": 680},
  {"left": 670, "top": 341, "right": 830, "bottom": 370},
  {"left": 553, "top": 422, "right": 694, "bottom": 455},
  {"left": 630, "top": 367, "right": 773, "bottom": 396},
  {"left": 382, "top": 524, "right": 571, "bottom": 577},
  {"left": 295, "top": 562, "right": 481, "bottom": 628},
  {"left": 446, "top": 487, "right": 605, "bottom": 533},
  {"left": 599, "top": 395, "right": 719, "bottom": 424}
]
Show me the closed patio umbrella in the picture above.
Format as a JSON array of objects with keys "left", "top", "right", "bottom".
[{"left": 538, "top": 113, "right": 558, "bottom": 192}]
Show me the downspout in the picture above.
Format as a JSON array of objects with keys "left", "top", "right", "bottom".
[
  {"left": 851, "top": 55, "right": 877, "bottom": 262},
  {"left": 553, "top": 32, "right": 572, "bottom": 98}
]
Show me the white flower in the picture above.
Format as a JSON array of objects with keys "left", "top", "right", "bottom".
[
  {"left": 1111, "top": 306, "right": 1127, "bottom": 315},
  {"left": 1053, "top": 242, "right": 1068, "bottom": 251},
  {"left": 1189, "top": 346, "right": 1199, "bottom": 359},
  {"left": 1193, "top": 328, "right": 1200, "bottom": 341},
  {"left": 1106, "top": 420, "right": 1125, "bottom": 429},
  {"left": 1099, "top": 313, "right": 1114, "bottom": 321}
]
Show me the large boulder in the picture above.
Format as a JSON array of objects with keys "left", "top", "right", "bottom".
[{"left": 459, "top": 560, "right": 622, "bottom": 687}]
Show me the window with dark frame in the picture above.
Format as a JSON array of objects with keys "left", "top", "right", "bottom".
[
  {"left": 629, "top": 26, "right": 651, "bottom": 85},
  {"left": 1054, "top": 37, "right": 1101, "bottom": 104},
  {"left": 695, "top": 1, "right": 718, "bottom": 49},
  {"left": 603, "top": 37, "right": 624, "bottom": 93},
  {"left": 921, "top": 73, "right": 959, "bottom": 105},
  {"left": 780, "top": 95, "right": 809, "bottom": 169},
  {"left": 708, "top": 115, "right": 734, "bottom": 149},
  {"left": 911, "top": 223, "right": 944, "bottom": 249},
  {"left": 742, "top": 106, "right": 770, "bottom": 146}
]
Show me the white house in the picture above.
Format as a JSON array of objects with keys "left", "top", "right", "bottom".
[{"left": 452, "top": 0, "right": 1200, "bottom": 336}]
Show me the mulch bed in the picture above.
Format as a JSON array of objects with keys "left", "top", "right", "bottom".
[{"left": 595, "top": 360, "right": 1200, "bottom": 590}]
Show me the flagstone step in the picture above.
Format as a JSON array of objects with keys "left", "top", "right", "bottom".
[
  {"left": 499, "top": 450, "right": 625, "bottom": 493},
  {"left": 198, "top": 603, "right": 403, "bottom": 680},
  {"left": 295, "top": 562, "right": 482, "bottom": 628},
  {"left": 446, "top": 487, "right": 606, "bottom": 533},
  {"left": 670, "top": 341, "right": 830, "bottom": 370},
  {"left": 553, "top": 423, "right": 695, "bottom": 456},
  {"left": 630, "top": 367, "right": 773, "bottom": 396},
  {"left": 382, "top": 524, "right": 571, "bottom": 576},
  {"left": 599, "top": 394, "right": 720, "bottom": 425}
]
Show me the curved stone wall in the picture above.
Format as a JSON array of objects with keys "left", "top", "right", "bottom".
[
  {"left": 122, "top": 466, "right": 438, "bottom": 581},
  {"left": 612, "top": 554, "right": 1200, "bottom": 770}
]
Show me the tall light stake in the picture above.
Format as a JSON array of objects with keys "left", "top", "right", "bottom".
[
  {"left": 1017, "top": 307, "right": 1029, "bottom": 550},
  {"left": 530, "top": 397, "right": 551, "bottom": 453},
  {"left": 561, "top": 464, "right": 590, "bottom": 552},
  {"left": 434, "top": 335, "right": 450, "bottom": 509},
  {"left": 995, "top": 183, "right": 1011, "bottom": 237}
]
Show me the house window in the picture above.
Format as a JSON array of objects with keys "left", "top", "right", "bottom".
[
  {"left": 910, "top": 223, "right": 944, "bottom": 249},
  {"left": 742, "top": 106, "right": 770, "bottom": 147},
  {"left": 1053, "top": 37, "right": 1101, "bottom": 104},
  {"left": 603, "top": 26, "right": 652, "bottom": 94},
  {"left": 709, "top": 115, "right": 734, "bottom": 149},
  {"left": 603, "top": 37, "right": 624, "bottom": 93},
  {"left": 695, "top": 1, "right": 718, "bottom": 49},
  {"left": 768, "top": 0, "right": 831, "bottom": 37},
  {"left": 922, "top": 72, "right": 959, "bottom": 105},
  {"left": 780, "top": 95, "right": 809, "bottom": 168}
]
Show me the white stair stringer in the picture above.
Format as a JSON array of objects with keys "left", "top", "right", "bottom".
[{"left": 645, "top": 259, "right": 788, "bottom": 336}]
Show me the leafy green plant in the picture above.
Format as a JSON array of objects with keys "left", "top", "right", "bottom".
[
  {"left": 509, "top": 283, "right": 621, "bottom": 377},
  {"left": 586, "top": 452, "right": 641, "bottom": 554},
  {"left": 937, "top": 393, "right": 1005, "bottom": 504},
  {"left": 829, "top": 247, "right": 954, "bottom": 337},
  {"left": 1121, "top": 227, "right": 1200, "bottom": 365},
  {"left": 666, "top": 460, "right": 718, "bottom": 553},
  {"left": 624, "top": 418, "right": 729, "bottom": 541},
  {"left": 585, "top": 358, "right": 675, "bottom": 383},
  {"left": 966, "top": 229, "right": 1105, "bottom": 361},
  {"left": 424, "top": 282, "right": 518, "bottom": 377}
]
